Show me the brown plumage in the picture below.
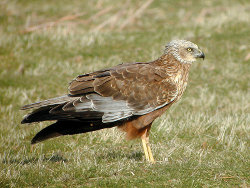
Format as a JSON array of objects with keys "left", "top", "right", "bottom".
[{"left": 21, "top": 40, "right": 205, "bottom": 162}]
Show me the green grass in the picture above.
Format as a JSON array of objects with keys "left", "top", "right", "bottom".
[{"left": 0, "top": 0, "right": 249, "bottom": 187}]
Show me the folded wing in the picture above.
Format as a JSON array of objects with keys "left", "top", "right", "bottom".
[
  {"left": 66, "top": 62, "right": 178, "bottom": 123},
  {"left": 22, "top": 62, "right": 178, "bottom": 124}
]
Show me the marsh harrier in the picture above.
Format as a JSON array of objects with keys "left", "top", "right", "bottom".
[{"left": 21, "top": 40, "right": 205, "bottom": 163}]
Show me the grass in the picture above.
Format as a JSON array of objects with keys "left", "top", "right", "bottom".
[{"left": 0, "top": 0, "right": 249, "bottom": 187}]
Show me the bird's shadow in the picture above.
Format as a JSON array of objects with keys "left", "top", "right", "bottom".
[
  {"left": 2, "top": 151, "right": 143, "bottom": 165},
  {"left": 2, "top": 145, "right": 144, "bottom": 165},
  {"left": 2, "top": 153, "right": 68, "bottom": 165},
  {"left": 98, "top": 151, "right": 143, "bottom": 161}
]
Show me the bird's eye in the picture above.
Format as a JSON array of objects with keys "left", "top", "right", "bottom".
[{"left": 187, "top": 48, "right": 192, "bottom": 52}]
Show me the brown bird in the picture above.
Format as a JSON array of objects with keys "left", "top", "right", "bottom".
[{"left": 21, "top": 40, "right": 205, "bottom": 163}]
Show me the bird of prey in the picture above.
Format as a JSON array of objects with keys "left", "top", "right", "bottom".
[{"left": 21, "top": 40, "right": 205, "bottom": 163}]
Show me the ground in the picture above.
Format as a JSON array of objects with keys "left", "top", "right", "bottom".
[{"left": 0, "top": 0, "right": 249, "bottom": 187}]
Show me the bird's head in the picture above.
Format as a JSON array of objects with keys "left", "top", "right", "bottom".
[{"left": 165, "top": 40, "right": 205, "bottom": 64}]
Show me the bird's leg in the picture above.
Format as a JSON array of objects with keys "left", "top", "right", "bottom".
[
  {"left": 141, "top": 134, "right": 150, "bottom": 161},
  {"left": 141, "top": 126, "right": 155, "bottom": 163},
  {"left": 146, "top": 138, "right": 155, "bottom": 163}
]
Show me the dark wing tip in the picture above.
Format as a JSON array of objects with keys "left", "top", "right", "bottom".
[
  {"left": 21, "top": 114, "right": 30, "bottom": 124},
  {"left": 31, "top": 137, "right": 39, "bottom": 145},
  {"left": 21, "top": 118, "right": 27, "bottom": 124}
]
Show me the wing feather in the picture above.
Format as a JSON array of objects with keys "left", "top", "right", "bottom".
[
  {"left": 63, "top": 62, "right": 178, "bottom": 123},
  {"left": 23, "top": 62, "right": 178, "bottom": 123}
]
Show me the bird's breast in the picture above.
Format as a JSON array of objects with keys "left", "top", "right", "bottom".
[
  {"left": 172, "top": 70, "right": 189, "bottom": 101},
  {"left": 173, "top": 71, "right": 183, "bottom": 83}
]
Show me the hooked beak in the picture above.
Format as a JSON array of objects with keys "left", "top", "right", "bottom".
[{"left": 197, "top": 50, "right": 205, "bottom": 60}]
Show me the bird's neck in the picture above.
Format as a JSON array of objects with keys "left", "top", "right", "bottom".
[
  {"left": 154, "top": 53, "right": 191, "bottom": 73},
  {"left": 154, "top": 53, "right": 191, "bottom": 91}
]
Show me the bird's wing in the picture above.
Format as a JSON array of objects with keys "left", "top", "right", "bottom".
[{"left": 63, "top": 62, "right": 178, "bottom": 123}]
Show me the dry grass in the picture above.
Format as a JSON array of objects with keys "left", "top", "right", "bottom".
[{"left": 0, "top": 0, "right": 249, "bottom": 187}]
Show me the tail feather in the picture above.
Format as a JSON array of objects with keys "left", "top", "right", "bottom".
[
  {"left": 21, "top": 95, "right": 73, "bottom": 110},
  {"left": 31, "top": 120, "right": 116, "bottom": 144}
]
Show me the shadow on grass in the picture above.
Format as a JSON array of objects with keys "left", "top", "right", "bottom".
[
  {"left": 2, "top": 153, "right": 68, "bottom": 165},
  {"left": 98, "top": 151, "right": 143, "bottom": 161}
]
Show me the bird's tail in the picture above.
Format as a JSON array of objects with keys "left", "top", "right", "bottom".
[
  {"left": 31, "top": 120, "right": 116, "bottom": 144},
  {"left": 21, "top": 95, "right": 74, "bottom": 124}
]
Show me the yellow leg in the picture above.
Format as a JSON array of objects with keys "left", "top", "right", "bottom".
[
  {"left": 141, "top": 128, "right": 155, "bottom": 163},
  {"left": 141, "top": 137, "right": 150, "bottom": 161},
  {"left": 146, "top": 142, "right": 155, "bottom": 163}
]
